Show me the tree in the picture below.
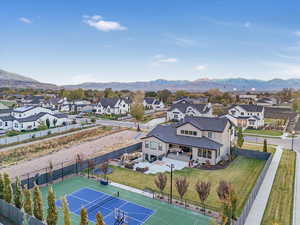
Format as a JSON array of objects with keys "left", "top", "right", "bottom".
[
  {"left": 79, "top": 208, "right": 89, "bottom": 225},
  {"left": 48, "top": 161, "right": 54, "bottom": 184},
  {"left": 154, "top": 173, "right": 167, "bottom": 197},
  {"left": 157, "top": 89, "right": 172, "bottom": 103},
  {"left": 195, "top": 181, "right": 211, "bottom": 215},
  {"left": 175, "top": 177, "right": 189, "bottom": 202},
  {"left": 130, "top": 103, "right": 144, "bottom": 130},
  {"left": 87, "top": 159, "right": 95, "bottom": 179},
  {"left": 96, "top": 212, "right": 106, "bottom": 225},
  {"left": 47, "top": 186, "right": 58, "bottom": 225},
  {"left": 23, "top": 188, "right": 33, "bottom": 216},
  {"left": 263, "top": 139, "right": 268, "bottom": 152},
  {"left": 0, "top": 173, "right": 4, "bottom": 199},
  {"left": 3, "top": 173, "right": 13, "bottom": 203},
  {"left": 62, "top": 196, "right": 72, "bottom": 225},
  {"left": 33, "top": 185, "right": 44, "bottom": 221},
  {"left": 14, "top": 177, "right": 23, "bottom": 209},
  {"left": 100, "top": 161, "right": 109, "bottom": 181},
  {"left": 237, "top": 128, "right": 244, "bottom": 148},
  {"left": 46, "top": 118, "right": 51, "bottom": 129}
]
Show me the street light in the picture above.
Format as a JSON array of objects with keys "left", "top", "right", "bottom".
[
  {"left": 167, "top": 163, "right": 175, "bottom": 204},
  {"left": 292, "top": 131, "right": 295, "bottom": 151}
]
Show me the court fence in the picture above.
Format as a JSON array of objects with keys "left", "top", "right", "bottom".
[
  {"left": 19, "top": 142, "right": 142, "bottom": 189},
  {"left": 0, "top": 199, "right": 46, "bottom": 225}
]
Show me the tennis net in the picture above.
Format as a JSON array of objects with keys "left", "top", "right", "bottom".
[{"left": 85, "top": 194, "right": 117, "bottom": 213}]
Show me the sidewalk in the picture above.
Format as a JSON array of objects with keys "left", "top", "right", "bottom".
[
  {"left": 244, "top": 146, "right": 283, "bottom": 225},
  {"left": 294, "top": 152, "right": 300, "bottom": 225}
]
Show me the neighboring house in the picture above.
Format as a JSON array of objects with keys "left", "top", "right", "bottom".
[
  {"left": 21, "top": 95, "right": 45, "bottom": 106},
  {"left": 238, "top": 94, "right": 258, "bottom": 102},
  {"left": 225, "top": 104, "right": 264, "bottom": 129},
  {"left": 0, "top": 109, "right": 13, "bottom": 117},
  {"left": 96, "top": 98, "right": 130, "bottom": 115},
  {"left": 143, "top": 97, "right": 165, "bottom": 110},
  {"left": 173, "top": 96, "right": 209, "bottom": 104},
  {"left": 0, "top": 106, "right": 70, "bottom": 131},
  {"left": 167, "top": 102, "right": 213, "bottom": 121},
  {"left": 257, "top": 97, "right": 278, "bottom": 106},
  {"left": 141, "top": 116, "right": 234, "bottom": 165}
]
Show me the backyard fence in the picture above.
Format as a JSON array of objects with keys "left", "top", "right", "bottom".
[
  {"left": 0, "top": 199, "right": 46, "bottom": 225},
  {"left": 235, "top": 150, "right": 273, "bottom": 225},
  {"left": 19, "top": 142, "right": 142, "bottom": 189},
  {"left": 0, "top": 123, "right": 95, "bottom": 146}
]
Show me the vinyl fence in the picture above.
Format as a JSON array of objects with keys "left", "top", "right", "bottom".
[
  {"left": 0, "top": 123, "right": 95, "bottom": 146},
  {"left": 0, "top": 199, "right": 46, "bottom": 225},
  {"left": 20, "top": 142, "right": 142, "bottom": 189},
  {"left": 235, "top": 150, "right": 273, "bottom": 225}
]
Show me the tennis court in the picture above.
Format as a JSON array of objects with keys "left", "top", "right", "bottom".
[
  {"left": 55, "top": 187, "right": 154, "bottom": 225},
  {"left": 41, "top": 176, "right": 212, "bottom": 225}
]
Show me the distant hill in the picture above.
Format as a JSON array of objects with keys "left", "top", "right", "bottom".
[
  {"left": 0, "top": 69, "right": 57, "bottom": 89},
  {"left": 63, "top": 78, "right": 300, "bottom": 91},
  {"left": 2, "top": 68, "right": 300, "bottom": 91}
]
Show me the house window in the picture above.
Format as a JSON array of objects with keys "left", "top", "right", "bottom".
[
  {"left": 181, "top": 130, "right": 184, "bottom": 134},
  {"left": 0, "top": 121, "right": 2, "bottom": 127},
  {"left": 198, "top": 148, "right": 213, "bottom": 159},
  {"left": 208, "top": 132, "right": 213, "bottom": 138},
  {"left": 145, "top": 141, "right": 149, "bottom": 148},
  {"left": 158, "top": 143, "right": 163, "bottom": 151},
  {"left": 193, "top": 131, "right": 197, "bottom": 136},
  {"left": 150, "top": 141, "right": 158, "bottom": 150},
  {"left": 14, "top": 123, "right": 18, "bottom": 128},
  {"left": 241, "top": 112, "right": 244, "bottom": 116},
  {"left": 5, "top": 122, "right": 7, "bottom": 126},
  {"left": 184, "top": 130, "right": 189, "bottom": 135},
  {"left": 188, "top": 131, "right": 193, "bottom": 135}
]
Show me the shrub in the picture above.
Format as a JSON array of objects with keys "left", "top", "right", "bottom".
[
  {"left": 136, "top": 167, "right": 149, "bottom": 173},
  {"left": 124, "top": 163, "right": 134, "bottom": 169},
  {"left": 7, "top": 130, "right": 21, "bottom": 137}
]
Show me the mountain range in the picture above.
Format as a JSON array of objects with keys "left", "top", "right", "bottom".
[{"left": 1, "top": 68, "right": 300, "bottom": 91}]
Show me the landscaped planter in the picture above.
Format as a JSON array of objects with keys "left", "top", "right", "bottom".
[{"left": 100, "top": 179, "right": 109, "bottom": 185}]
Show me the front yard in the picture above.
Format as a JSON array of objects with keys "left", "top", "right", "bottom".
[
  {"left": 261, "top": 150, "right": 296, "bottom": 225},
  {"left": 107, "top": 155, "right": 266, "bottom": 216},
  {"left": 243, "top": 129, "right": 283, "bottom": 137}
]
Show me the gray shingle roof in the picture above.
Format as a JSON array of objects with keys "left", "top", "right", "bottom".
[
  {"left": 170, "top": 102, "right": 208, "bottom": 113},
  {"left": 0, "top": 109, "right": 13, "bottom": 115},
  {"left": 144, "top": 124, "right": 222, "bottom": 150},
  {"left": 231, "top": 104, "right": 264, "bottom": 112},
  {"left": 144, "top": 97, "right": 156, "bottom": 104},
  {"left": 176, "top": 116, "right": 229, "bottom": 132},
  {"left": 14, "top": 112, "right": 48, "bottom": 122},
  {"left": 13, "top": 106, "right": 38, "bottom": 113},
  {"left": 0, "top": 115, "right": 14, "bottom": 121},
  {"left": 100, "top": 98, "right": 120, "bottom": 108}
]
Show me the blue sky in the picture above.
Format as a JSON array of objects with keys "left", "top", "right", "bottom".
[{"left": 1, "top": 0, "right": 300, "bottom": 85}]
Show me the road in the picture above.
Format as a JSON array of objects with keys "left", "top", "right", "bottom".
[{"left": 245, "top": 135, "right": 300, "bottom": 152}]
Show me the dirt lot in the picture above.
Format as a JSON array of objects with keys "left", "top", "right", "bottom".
[{"left": 0, "top": 130, "right": 140, "bottom": 178}]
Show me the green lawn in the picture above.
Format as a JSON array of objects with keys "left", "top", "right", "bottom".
[
  {"left": 107, "top": 156, "right": 266, "bottom": 216},
  {"left": 242, "top": 143, "right": 277, "bottom": 154},
  {"left": 244, "top": 129, "right": 283, "bottom": 137},
  {"left": 261, "top": 150, "right": 296, "bottom": 225}
]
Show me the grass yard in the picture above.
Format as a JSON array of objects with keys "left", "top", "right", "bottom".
[
  {"left": 261, "top": 150, "right": 296, "bottom": 225},
  {"left": 242, "top": 143, "right": 277, "bottom": 154},
  {"left": 244, "top": 129, "right": 283, "bottom": 137},
  {"left": 264, "top": 118, "right": 285, "bottom": 125},
  {"left": 107, "top": 156, "right": 266, "bottom": 216}
]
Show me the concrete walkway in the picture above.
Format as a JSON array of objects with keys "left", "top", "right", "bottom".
[
  {"left": 244, "top": 146, "right": 283, "bottom": 225},
  {"left": 294, "top": 152, "right": 300, "bottom": 225}
]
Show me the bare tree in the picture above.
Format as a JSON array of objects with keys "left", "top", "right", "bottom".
[
  {"left": 195, "top": 180, "right": 211, "bottom": 214},
  {"left": 175, "top": 177, "right": 189, "bottom": 202},
  {"left": 100, "top": 161, "right": 109, "bottom": 181},
  {"left": 154, "top": 173, "right": 167, "bottom": 198},
  {"left": 76, "top": 153, "right": 84, "bottom": 173},
  {"left": 48, "top": 161, "right": 53, "bottom": 184},
  {"left": 87, "top": 159, "right": 95, "bottom": 179},
  {"left": 217, "top": 180, "right": 237, "bottom": 224}
]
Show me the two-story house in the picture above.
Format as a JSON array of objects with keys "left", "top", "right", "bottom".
[
  {"left": 0, "top": 106, "right": 70, "bottom": 131},
  {"left": 167, "top": 102, "right": 213, "bottom": 121},
  {"left": 225, "top": 104, "right": 264, "bottom": 129},
  {"left": 143, "top": 97, "right": 165, "bottom": 110},
  {"left": 141, "top": 116, "right": 234, "bottom": 165},
  {"left": 96, "top": 98, "right": 131, "bottom": 115}
]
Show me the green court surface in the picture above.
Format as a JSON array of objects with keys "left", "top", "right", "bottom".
[{"left": 41, "top": 176, "right": 212, "bottom": 225}]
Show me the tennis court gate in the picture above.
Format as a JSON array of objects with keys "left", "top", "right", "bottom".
[{"left": 20, "top": 142, "right": 142, "bottom": 189}]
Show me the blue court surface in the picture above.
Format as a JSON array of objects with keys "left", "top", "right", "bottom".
[{"left": 56, "top": 187, "right": 155, "bottom": 225}]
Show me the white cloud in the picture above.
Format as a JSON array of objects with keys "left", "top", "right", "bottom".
[
  {"left": 244, "top": 22, "right": 251, "bottom": 28},
  {"left": 195, "top": 65, "right": 207, "bottom": 71},
  {"left": 152, "top": 54, "right": 178, "bottom": 66},
  {"left": 83, "top": 15, "right": 127, "bottom": 32},
  {"left": 294, "top": 31, "right": 300, "bottom": 37},
  {"left": 19, "top": 17, "right": 32, "bottom": 24},
  {"left": 69, "top": 74, "right": 97, "bottom": 84},
  {"left": 263, "top": 61, "right": 300, "bottom": 76},
  {"left": 173, "top": 37, "right": 197, "bottom": 47}
]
